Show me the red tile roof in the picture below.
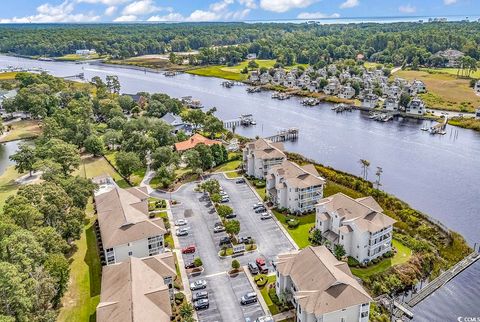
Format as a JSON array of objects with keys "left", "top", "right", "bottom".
[{"left": 174, "top": 133, "right": 222, "bottom": 151}]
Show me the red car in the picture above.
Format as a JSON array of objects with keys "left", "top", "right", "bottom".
[
  {"left": 256, "top": 257, "right": 268, "bottom": 274},
  {"left": 182, "top": 245, "right": 196, "bottom": 254}
]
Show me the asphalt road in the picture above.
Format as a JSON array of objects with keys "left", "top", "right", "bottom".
[{"left": 151, "top": 174, "right": 295, "bottom": 322}]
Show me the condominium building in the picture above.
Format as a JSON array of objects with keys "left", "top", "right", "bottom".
[
  {"left": 94, "top": 177, "right": 167, "bottom": 265},
  {"left": 274, "top": 246, "right": 372, "bottom": 322},
  {"left": 97, "top": 254, "right": 176, "bottom": 322},
  {"left": 315, "top": 193, "right": 396, "bottom": 263},
  {"left": 266, "top": 160, "right": 325, "bottom": 214},
  {"left": 243, "top": 138, "right": 286, "bottom": 179}
]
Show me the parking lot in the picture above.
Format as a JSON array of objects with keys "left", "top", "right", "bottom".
[{"left": 151, "top": 174, "right": 295, "bottom": 322}]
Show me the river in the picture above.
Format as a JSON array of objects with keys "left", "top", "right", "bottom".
[{"left": 1, "top": 55, "right": 479, "bottom": 320}]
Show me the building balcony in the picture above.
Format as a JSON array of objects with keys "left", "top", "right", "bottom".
[{"left": 371, "top": 226, "right": 392, "bottom": 238}]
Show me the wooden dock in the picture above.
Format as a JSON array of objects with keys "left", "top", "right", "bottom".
[
  {"left": 224, "top": 114, "right": 256, "bottom": 128},
  {"left": 265, "top": 128, "right": 299, "bottom": 142}
]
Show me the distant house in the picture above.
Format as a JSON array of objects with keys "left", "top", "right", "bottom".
[
  {"left": 411, "top": 80, "right": 426, "bottom": 94},
  {"left": 266, "top": 160, "right": 325, "bottom": 214},
  {"left": 249, "top": 70, "right": 260, "bottom": 83},
  {"left": 362, "top": 93, "right": 379, "bottom": 108},
  {"left": 315, "top": 193, "right": 396, "bottom": 263},
  {"left": 93, "top": 178, "right": 167, "bottom": 265},
  {"left": 243, "top": 138, "right": 286, "bottom": 179},
  {"left": 338, "top": 84, "right": 355, "bottom": 99},
  {"left": 384, "top": 97, "right": 399, "bottom": 111},
  {"left": 274, "top": 245, "right": 372, "bottom": 322},
  {"left": 160, "top": 112, "right": 192, "bottom": 135},
  {"left": 0, "top": 89, "right": 16, "bottom": 109},
  {"left": 76, "top": 49, "right": 96, "bottom": 56},
  {"left": 406, "top": 97, "right": 426, "bottom": 115},
  {"left": 97, "top": 254, "right": 175, "bottom": 322},
  {"left": 434, "top": 49, "right": 464, "bottom": 67},
  {"left": 323, "top": 78, "right": 341, "bottom": 95},
  {"left": 174, "top": 133, "right": 222, "bottom": 152},
  {"left": 247, "top": 53, "right": 257, "bottom": 60}
]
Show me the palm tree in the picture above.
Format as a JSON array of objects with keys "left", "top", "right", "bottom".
[
  {"left": 179, "top": 302, "right": 194, "bottom": 319},
  {"left": 375, "top": 166, "right": 383, "bottom": 189},
  {"left": 359, "top": 159, "right": 370, "bottom": 180}
]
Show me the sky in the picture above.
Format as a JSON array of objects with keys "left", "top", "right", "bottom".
[{"left": 0, "top": 0, "right": 478, "bottom": 23}]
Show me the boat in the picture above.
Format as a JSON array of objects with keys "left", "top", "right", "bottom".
[
  {"left": 301, "top": 98, "right": 320, "bottom": 106},
  {"left": 246, "top": 86, "right": 261, "bottom": 93}
]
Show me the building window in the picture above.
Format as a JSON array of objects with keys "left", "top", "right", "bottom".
[
  {"left": 361, "top": 311, "right": 368, "bottom": 318},
  {"left": 106, "top": 248, "right": 115, "bottom": 265},
  {"left": 128, "top": 251, "right": 133, "bottom": 256},
  {"left": 341, "top": 235, "right": 344, "bottom": 240},
  {"left": 148, "top": 235, "right": 163, "bottom": 256}
]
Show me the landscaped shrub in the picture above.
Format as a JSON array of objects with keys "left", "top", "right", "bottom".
[
  {"left": 287, "top": 218, "right": 299, "bottom": 228},
  {"left": 268, "top": 287, "right": 281, "bottom": 306},
  {"left": 254, "top": 274, "right": 268, "bottom": 287},
  {"left": 254, "top": 180, "right": 266, "bottom": 188},
  {"left": 383, "top": 251, "right": 394, "bottom": 258},
  {"left": 174, "top": 292, "right": 185, "bottom": 304}
]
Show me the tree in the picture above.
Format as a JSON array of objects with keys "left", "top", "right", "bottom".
[
  {"left": 115, "top": 151, "right": 142, "bottom": 179},
  {"left": 248, "top": 60, "right": 259, "bottom": 69},
  {"left": 193, "top": 257, "right": 203, "bottom": 267},
  {"left": 153, "top": 166, "right": 175, "bottom": 188},
  {"left": 106, "top": 75, "right": 121, "bottom": 94},
  {"left": 195, "top": 144, "right": 214, "bottom": 170},
  {"left": 44, "top": 253, "right": 70, "bottom": 307},
  {"left": 231, "top": 259, "right": 240, "bottom": 270},
  {"left": 375, "top": 166, "right": 383, "bottom": 190},
  {"left": 117, "top": 95, "right": 135, "bottom": 113},
  {"left": 310, "top": 229, "right": 323, "bottom": 246},
  {"left": 210, "top": 193, "right": 222, "bottom": 204},
  {"left": 225, "top": 219, "right": 240, "bottom": 239},
  {"left": 183, "top": 149, "right": 202, "bottom": 170},
  {"left": 399, "top": 92, "right": 411, "bottom": 108},
  {"left": 334, "top": 244, "right": 346, "bottom": 259},
  {"left": 84, "top": 135, "right": 105, "bottom": 156},
  {"left": 203, "top": 115, "right": 224, "bottom": 138},
  {"left": 151, "top": 146, "right": 177, "bottom": 170},
  {"left": 0, "top": 229, "right": 46, "bottom": 273},
  {"left": 33, "top": 227, "right": 70, "bottom": 255},
  {"left": 9, "top": 144, "right": 37, "bottom": 176},
  {"left": 37, "top": 139, "right": 80, "bottom": 176},
  {"left": 216, "top": 205, "right": 233, "bottom": 218},
  {"left": 0, "top": 262, "right": 32, "bottom": 320},
  {"left": 2, "top": 195, "right": 43, "bottom": 230},
  {"left": 359, "top": 159, "right": 370, "bottom": 180},
  {"left": 179, "top": 303, "right": 194, "bottom": 319}
]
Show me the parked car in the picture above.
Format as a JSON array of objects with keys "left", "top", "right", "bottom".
[
  {"left": 184, "top": 262, "right": 195, "bottom": 269},
  {"left": 225, "top": 213, "right": 237, "bottom": 219},
  {"left": 219, "top": 236, "right": 231, "bottom": 246},
  {"left": 248, "top": 262, "right": 259, "bottom": 274},
  {"left": 220, "top": 191, "right": 229, "bottom": 196},
  {"left": 254, "top": 207, "right": 266, "bottom": 213},
  {"left": 214, "top": 221, "right": 223, "bottom": 227},
  {"left": 240, "top": 292, "right": 258, "bottom": 305},
  {"left": 194, "top": 298, "right": 209, "bottom": 310},
  {"left": 190, "top": 279, "right": 207, "bottom": 291},
  {"left": 192, "top": 291, "right": 209, "bottom": 301},
  {"left": 220, "top": 197, "right": 230, "bottom": 203},
  {"left": 252, "top": 203, "right": 264, "bottom": 209},
  {"left": 238, "top": 236, "right": 253, "bottom": 244},
  {"left": 260, "top": 212, "right": 272, "bottom": 220},
  {"left": 175, "top": 219, "right": 188, "bottom": 226},
  {"left": 213, "top": 225, "right": 226, "bottom": 233},
  {"left": 235, "top": 178, "right": 246, "bottom": 184},
  {"left": 182, "top": 245, "right": 196, "bottom": 254},
  {"left": 256, "top": 258, "right": 268, "bottom": 274},
  {"left": 176, "top": 228, "right": 188, "bottom": 236}
]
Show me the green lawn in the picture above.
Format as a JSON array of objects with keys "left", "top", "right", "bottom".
[
  {"left": 78, "top": 155, "right": 129, "bottom": 188},
  {"left": 104, "top": 151, "right": 145, "bottom": 186},
  {"left": 0, "top": 120, "right": 42, "bottom": 143},
  {"left": 225, "top": 171, "right": 241, "bottom": 178},
  {"left": 350, "top": 239, "right": 412, "bottom": 280},
  {"left": 213, "top": 159, "right": 241, "bottom": 172},
  {"left": 55, "top": 53, "right": 102, "bottom": 61},
  {"left": 0, "top": 72, "right": 18, "bottom": 80},
  {"left": 259, "top": 275, "right": 280, "bottom": 315},
  {"left": 58, "top": 203, "right": 101, "bottom": 322},
  {"left": 421, "top": 67, "right": 480, "bottom": 79},
  {"left": 0, "top": 166, "right": 22, "bottom": 209},
  {"left": 272, "top": 210, "right": 315, "bottom": 249}
]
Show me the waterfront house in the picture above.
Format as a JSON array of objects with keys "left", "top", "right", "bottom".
[
  {"left": 243, "top": 138, "right": 286, "bottom": 179},
  {"left": 338, "top": 84, "right": 355, "bottom": 99},
  {"left": 284, "top": 72, "right": 298, "bottom": 88},
  {"left": 259, "top": 72, "right": 272, "bottom": 85},
  {"left": 274, "top": 246, "right": 372, "bottom": 322},
  {"left": 76, "top": 48, "right": 96, "bottom": 56},
  {"left": 273, "top": 69, "right": 287, "bottom": 85},
  {"left": 315, "top": 193, "right": 396, "bottom": 263},
  {"left": 266, "top": 160, "right": 325, "bottom": 214},
  {"left": 174, "top": 133, "right": 222, "bottom": 152},
  {"left": 384, "top": 97, "right": 399, "bottom": 111},
  {"left": 474, "top": 80, "right": 480, "bottom": 94},
  {"left": 362, "top": 93, "right": 379, "bottom": 108},
  {"left": 94, "top": 178, "right": 167, "bottom": 265},
  {"left": 161, "top": 112, "right": 192, "bottom": 135},
  {"left": 387, "top": 85, "right": 402, "bottom": 98},
  {"left": 97, "top": 254, "right": 176, "bottom": 322},
  {"left": 249, "top": 70, "right": 260, "bottom": 83},
  {"left": 406, "top": 97, "right": 426, "bottom": 115},
  {"left": 324, "top": 78, "right": 341, "bottom": 95},
  {"left": 339, "top": 71, "right": 351, "bottom": 82},
  {"left": 411, "top": 80, "right": 427, "bottom": 94}
]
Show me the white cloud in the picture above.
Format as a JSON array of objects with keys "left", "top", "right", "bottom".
[
  {"left": 398, "top": 4, "right": 416, "bottom": 13},
  {"left": 187, "top": 10, "right": 220, "bottom": 21},
  {"left": 225, "top": 9, "right": 251, "bottom": 20},
  {"left": 122, "top": 0, "right": 165, "bottom": 15},
  {"left": 114, "top": 14, "right": 137, "bottom": 21},
  {"left": 260, "top": 0, "right": 317, "bottom": 13},
  {"left": 210, "top": 0, "right": 234, "bottom": 12},
  {"left": 238, "top": 0, "right": 257, "bottom": 9},
  {"left": 340, "top": 0, "right": 359, "bottom": 9},
  {"left": 147, "top": 6, "right": 251, "bottom": 22},
  {"left": 105, "top": 6, "right": 117, "bottom": 15},
  {"left": 444, "top": 0, "right": 458, "bottom": 4},
  {"left": 77, "top": 0, "right": 130, "bottom": 5},
  {"left": 147, "top": 12, "right": 184, "bottom": 22},
  {"left": 297, "top": 11, "right": 340, "bottom": 19},
  {"left": 0, "top": 0, "right": 100, "bottom": 23}
]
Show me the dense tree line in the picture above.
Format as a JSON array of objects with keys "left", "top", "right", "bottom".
[{"left": 0, "top": 22, "right": 479, "bottom": 65}]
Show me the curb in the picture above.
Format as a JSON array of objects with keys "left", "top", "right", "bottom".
[{"left": 244, "top": 266, "right": 270, "bottom": 316}]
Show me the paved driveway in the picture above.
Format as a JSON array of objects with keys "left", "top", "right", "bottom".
[{"left": 151, "top": 174, "right": 295, "bottom": 322}]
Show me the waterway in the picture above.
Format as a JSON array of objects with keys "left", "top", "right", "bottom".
[{"left": 0, "top": 55, "right": 479, "bottom": 320}]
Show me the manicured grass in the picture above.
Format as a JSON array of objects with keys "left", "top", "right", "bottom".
[
  {"left": 421, "top": 67, "right": 480, "bottom": 79},
  {"left": 392, "top": 69, "right": 480, "bottom": 112},
  {"left": 350, "top": 239, "right": 412, "bottom": 280},
  {"left": 0, "top": 166, "right": 22, "bottom": 209},
  {"left": 272, "top": 210, "right": 315, "bottom": 249},
  {"left": 78, "top": 155, "right": 129, "bottom": 188},
  {"left": 213, "top": 159, "right": 241, "bottom": 172},
  {"left": 58, "top": 202, "right": 101, "bottom": 322},
  {"left": 104, "top": 151, "right": 145, "bottom": 186},
  {"left": 0, "top": 120, "right": 42, "bottom": 143},
  {"left": 225, "top": 171, "right": 241, "bottom": 178},
  {"left": 259, "top": 275, "right": 280, "bottom": 315},
  {"left": 0, "top": 72, "right": 17, "bottom": 80}
]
